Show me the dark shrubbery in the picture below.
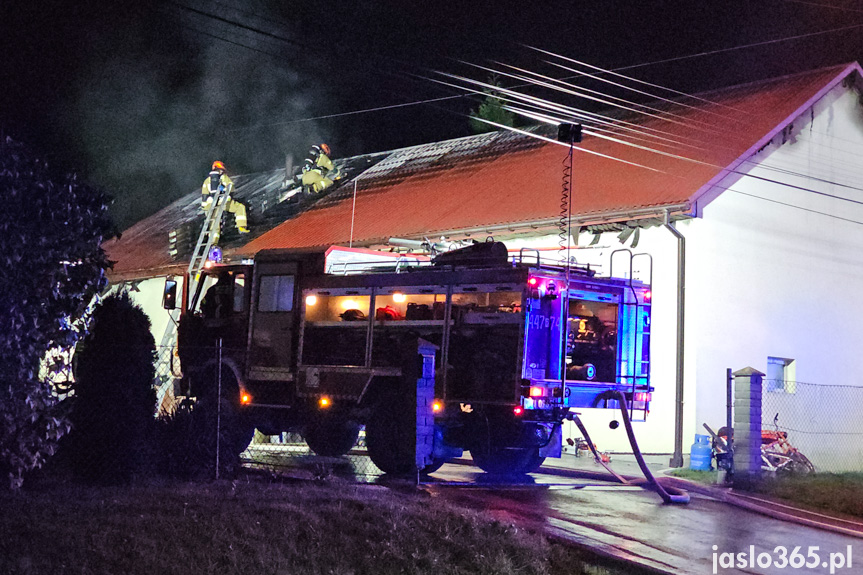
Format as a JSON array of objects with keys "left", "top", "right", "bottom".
[
  {"left": 67, "top": 292, "right": 156, "bottom": 484},
  {"left": 154, "top": 401, "right": 213, "bottom": 480},
  {"left": 0, "top": 136, "right": 113, "bottom": 489}
]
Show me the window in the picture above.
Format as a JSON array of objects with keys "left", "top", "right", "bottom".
[
  {"left": 766, "top": 356, "right": 796, "bottom": 393},
  {"left": 232, "top": 273, "right": 245, "bottom": 313},
  {"left": 258, "top": 275, "right": 295, "bottom": 312}
]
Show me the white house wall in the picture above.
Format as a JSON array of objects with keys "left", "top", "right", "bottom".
[
  {"left": 119, "top": 276, "right": 183, "bottom": 352},
  {"left": 686, "top": 81, "right": 863, "bottom": 467}
]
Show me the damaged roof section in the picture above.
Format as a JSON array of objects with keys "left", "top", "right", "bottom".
[{"left": 105, "top": 63, "right": 862, "bottom": 281}]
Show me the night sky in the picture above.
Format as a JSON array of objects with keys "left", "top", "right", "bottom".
[{"left": 2, "top": 0, "right": 862, "bottom": 230}]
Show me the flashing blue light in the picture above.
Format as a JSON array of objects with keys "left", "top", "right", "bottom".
[{"left": 209, "top": 246, "right": 223, "bottom": 263}]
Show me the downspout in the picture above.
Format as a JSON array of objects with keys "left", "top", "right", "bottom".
[{"left": 664, "top": 209, "right": 686, "bottom": 468}]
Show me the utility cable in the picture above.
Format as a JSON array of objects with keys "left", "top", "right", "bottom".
[
  {"left": 614, "top": 22, "right": 863, "bottom": 72},
  {"left": 527, "top": 46, "right": 754, "bottom": 116},
  {"left": 159, "top": 0, "right": 863, "bottom": 139},
  {"left": 772, "top": 0, "right": 863, "bottom": 13},
  {"left": 465, "top": 61, "right": 732, "bottom": 134}
]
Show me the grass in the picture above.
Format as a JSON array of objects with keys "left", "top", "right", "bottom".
[
  {"left": 670, "top": 467, "right": 863, "bottom": 520},
  {"left": 0, "top": 478, "right": 642, "bottom": 575},
  {"left": 737, "top": 472, "right": 863, "bottom": 519},
  {"left": 667, "top": 468, "right": 722, "bottom": 485}
]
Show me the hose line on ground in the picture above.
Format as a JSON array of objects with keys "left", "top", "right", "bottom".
[
  {"left": 612, "top": 390, "right": 690, "bottom": 504},
  {"left": 571, "top": 414, "right": 630, "bottom": 485}
]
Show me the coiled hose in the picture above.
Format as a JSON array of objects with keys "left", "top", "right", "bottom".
[{"left": 557, "top": 142, "right": 574, "bottom": 263}]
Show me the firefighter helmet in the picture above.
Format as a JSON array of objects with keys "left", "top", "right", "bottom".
[
  {"left": 320, "top": 143, "right": 330, "bottom": 156},
  {"left": 212, "top": 160, "right": 226, "bottom": 172}
]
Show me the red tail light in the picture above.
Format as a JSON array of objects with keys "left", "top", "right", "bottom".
[{"left": 513, "top": 406, "right": 524, "bottom": 416}]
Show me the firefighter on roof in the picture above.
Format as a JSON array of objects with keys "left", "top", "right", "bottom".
[
  {"left": 202, "top": 160, "right": 250, "bottom": 242},
  {"left": 297, "top": 143, "right": 341, "bottom": 195}
]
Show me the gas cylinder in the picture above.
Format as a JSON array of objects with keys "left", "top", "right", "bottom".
[{"left": 689, "top": 434, "right": 713, "bottom": 471}]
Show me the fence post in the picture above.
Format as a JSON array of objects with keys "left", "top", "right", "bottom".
[
  {"left": 415, "top": 339, "right": 437, "bottom": 472},
  {"left": 216, "top": 338, "right": 222, "bottom": 480},
  {"left": 732, "top": 366, "right": 764, "bottom": 482}
]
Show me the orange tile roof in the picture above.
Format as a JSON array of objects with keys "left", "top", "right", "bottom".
[
  {"left": 238, "top": 64, "right": 858, "bottom": 253},
  {"left": 105, "top": 63, "right": 861, "bottom": 280}
]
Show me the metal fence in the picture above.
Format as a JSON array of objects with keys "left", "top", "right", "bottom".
[
  {"left": 761, "top": 380, "right": 863, "bottom": 473},
  {"left": 152, "top": 345, "right": 387, "bottom": 483}
]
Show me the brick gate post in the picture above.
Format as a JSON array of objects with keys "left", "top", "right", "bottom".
[
  {"left": 415, "top": 339, "right": 438, "bottom": 470},
  {"left": 732, "top": 366, "right": 764, "bottom": 482}
]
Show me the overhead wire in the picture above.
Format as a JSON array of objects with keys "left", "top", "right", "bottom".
[
  {"left": 173, "top": 1, "right": 863, "bottom": 235},
  {"left": 724, "top": 187, "right": 863, "bottom": 227},
  {"left": 438, "top": 50, "right": 863, "bottom": 209},
  {"left": 526, "top": 46, "right": 754, "bottom": 116},
  {"left": 129, "top": 1, "right": 863, "bottom": 141},
  {"left": 449, "top": 64, "right": 734, "bottom": 136},
  {"left": 771, "top": 0, "right": 863, "bottom": 13},
  {"left": 613, "top": 22, "right": 863, "bottom": 72},
  {"left": 99, "top": 0, "right": 863, "bottom": 214}
]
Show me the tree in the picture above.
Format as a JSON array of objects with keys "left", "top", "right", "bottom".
[
  {"left": 69, "top": 293, "right": 156, "bottom": 484},
  {"left": 469, "top": 77, "right": 516, "bottom": 134},
  {"left": 0, "top": 136, "right": 113, "bottom": 489}
]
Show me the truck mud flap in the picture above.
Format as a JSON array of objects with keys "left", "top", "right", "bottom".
[{"left": 538, "top": 423, "right": 562, "bottom": 458}]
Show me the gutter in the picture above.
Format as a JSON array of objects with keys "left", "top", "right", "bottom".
[
  {"left": 664, "top": 209, "right": 686, "bottom": 468},
  {"left": 448, "top": 203, "right": 692, "bottom": 239}
]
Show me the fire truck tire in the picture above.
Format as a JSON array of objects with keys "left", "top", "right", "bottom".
[
  {"left": 366, "top": 393, "right": 415, "bottom": 476},
  {"left": 302, "top": 418, "right": 361, "bottom": 457},
  {"left": 195, "top": 365, "right": 255, "bottom": 457},
  {"left": 470, "top": 446, "right": 545, "bottom": 475}
]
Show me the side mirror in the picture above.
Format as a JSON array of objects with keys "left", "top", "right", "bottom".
[{"left": 163, "top": 278, "right": 178, "bottom": 310}]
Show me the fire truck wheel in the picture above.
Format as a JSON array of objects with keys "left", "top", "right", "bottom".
[
  {"left": 302, "top": 417, "right": 361, "bottom": 457},
  {"left": 366, "top": 392, "right": 415, "bottom": 476},
  {"left": 195, "top": 365, "right": 255, "bottom": 457},
  {"left": 470, "top": 446, "right": 545, "bottom": 475}
]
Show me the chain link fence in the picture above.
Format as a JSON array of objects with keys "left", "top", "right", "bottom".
[
  {"left": 761, "top": 380, "right": 863, "bottom": 473},
  {"left": 151, "top": 344, "right": 388, "bottom": 483}
]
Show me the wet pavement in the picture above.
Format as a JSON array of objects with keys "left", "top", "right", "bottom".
[
  {"left": 427, "top": 462, "right": 861, "bottom": 575},
  {"left": 245, "top": 443, "right": 861, "bottom": 574}
]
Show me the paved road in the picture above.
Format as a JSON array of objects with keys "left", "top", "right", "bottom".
[
  {"left": 245, "top": 445, "right": 859, "bottom": 574},
  {"left": 426, "top": 465, "right": 860, "bottom": 575}
]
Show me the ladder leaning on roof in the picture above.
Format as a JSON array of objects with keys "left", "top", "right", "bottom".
[
  {"left": 154, "top": 184, "right": 231, "bottom": 410},
  {"left": 187, "top": 182, "right": 232, "bottom": 310}
]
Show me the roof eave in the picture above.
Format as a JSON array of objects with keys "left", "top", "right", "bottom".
[
  {"left": 308, "top": 203, "right": 694, "bottom": 250},
  {"left": 689, "top": 62, "right": 863, "bottom": 215}
]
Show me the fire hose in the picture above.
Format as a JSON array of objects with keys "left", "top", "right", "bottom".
[{"left": 571, "top": 391, "right": 689, "bottom": 505}]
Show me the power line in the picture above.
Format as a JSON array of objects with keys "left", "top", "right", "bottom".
[
  {"left": 157, "top": 2, "right": 863, "bottom": 138},
  {"left": 725, "top": 187, "right": 863, "bottom": 227},
  {"left": 614, "top": 21, "right": 863, "bottom": 72},
  {"left": 772, "top": 0, "right": 863, "bottom": 14}
]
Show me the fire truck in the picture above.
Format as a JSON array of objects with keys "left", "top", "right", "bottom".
[{"left": 167, "top": 242, "right": 652, "bottom": 475}]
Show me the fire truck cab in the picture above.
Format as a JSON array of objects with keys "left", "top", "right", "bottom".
[{"left": 172, "top": 242, "right": 652, "bottom": 475}]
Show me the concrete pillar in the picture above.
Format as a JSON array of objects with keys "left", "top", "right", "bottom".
[
  {"left": 415, "top": 339, "right": 438, "bottom": 470},
  {"left": 732, "top": 366, "right": 764, "bottom": 480}
]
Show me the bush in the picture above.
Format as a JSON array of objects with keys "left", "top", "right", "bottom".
[
  {"left": 67, "top": 292, "right": 156, "bottom": 484},
  {"left": 154, "top": 401, "right": 211, "bottom": 480},
  {"left": 0, "top": 136, "right": 112, "bottom": 489}
]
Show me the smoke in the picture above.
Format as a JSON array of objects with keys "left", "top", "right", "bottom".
[{"left": 68, "top": 2, "right": 327, "bottom": 230}]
